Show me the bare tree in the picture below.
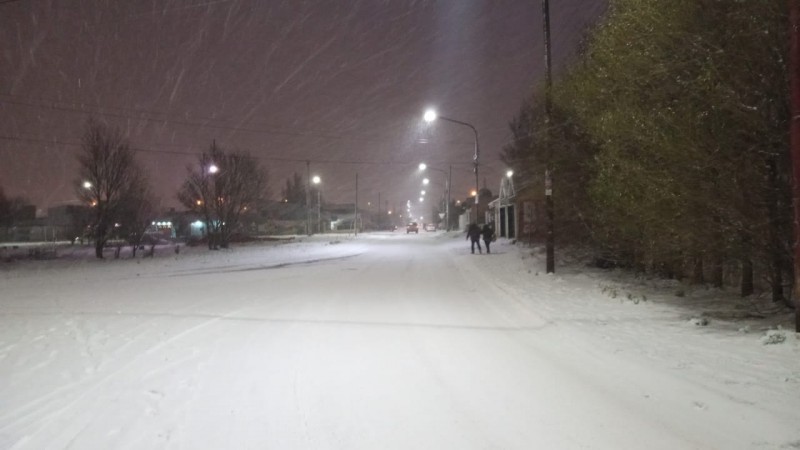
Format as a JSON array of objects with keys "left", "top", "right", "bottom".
[
  {"left": 281, "top": 172, "right": 306, "bottom": 204},
  {"left": 0, "top": 186, "right": 10, "bottom": 240},
  {"left": 119, "top": 183, "right": 157, "bottom": 258},
  {"left": 75, "top": 120, "right": 150, "bottom": 258},
  {"left": 177, "top": 142, "right": 268, "bottom": 249}
]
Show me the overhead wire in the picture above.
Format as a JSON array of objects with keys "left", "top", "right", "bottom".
[{"left": 0, "top": 134, "right": 480, "bottom": 168}]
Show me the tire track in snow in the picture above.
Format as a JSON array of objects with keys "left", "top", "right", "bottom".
[{"left": 0, "top": 305, "right": 246, "bottom": 439}]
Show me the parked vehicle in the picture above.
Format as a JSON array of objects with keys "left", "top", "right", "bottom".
[{"left": 424, "top": 223, "right": 436, "bottom": 232}]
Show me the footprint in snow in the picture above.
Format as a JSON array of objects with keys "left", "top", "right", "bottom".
[{"left": 693, "top": 401, "right": 708, "bottom": 411}]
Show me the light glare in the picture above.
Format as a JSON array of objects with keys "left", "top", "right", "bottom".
[{"left": 423, "top": 109, "right": 437, "bottom": 122}]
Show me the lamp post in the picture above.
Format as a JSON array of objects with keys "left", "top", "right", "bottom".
[
  {"left": 312, "top": 175, "right": 322, "bottom": 233},
  {"left": 542, "top": 0, "right": 555, "bottom": 273},
  {"left": 789, "top": 0, "right": 800, "bottom": 330},
  {"left": 419, "top": 162, "right": 451, "bottom": 231},
  {"left": 423, "top": 109, "right": 480, "bottom": 224}
]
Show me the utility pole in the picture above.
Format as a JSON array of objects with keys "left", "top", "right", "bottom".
[
  {"left": 542, "top": 0, "right": 555, "bottom": 274},
  {"left": 446, "top": 165, "right": 452, "bottom": 231},
  {"left": 789, "top": 0, "right": 800, "bottom": 331},
  {"left": 354, "top": 172, "right": 359, "bottom": 236},
  {"left": 306, "top": 160, "right": 311, "bottom": 236}
]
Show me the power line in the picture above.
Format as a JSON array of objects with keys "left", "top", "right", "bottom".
[
  {"left": 0, "top": 97, "right": 401, "bottom": 145},
  {"left": 0, "top": 93, "right": 481, "bottom": 149},
  {"left": 0, "top": 134, "right": 480, "bottom": 168}
]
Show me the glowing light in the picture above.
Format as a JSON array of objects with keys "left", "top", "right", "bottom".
[
  {"left": 208, "top": 164, "right": 219, "bottom": 174},
  {"left": 506, "top": 170, "right": 514, "bottom": 178},
  {"left": 82, "top": 181, "right": 92, "bottom": 189},
  {"left": 423, "top": 109, "right": 437, "bottom": 123},
  {"left": 312, "top": 175, "right": 321, "bottom": 184},
  {"left": 418, "top": 163, "right": 427, "bottom": 171}
]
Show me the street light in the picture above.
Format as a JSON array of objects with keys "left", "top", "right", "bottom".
[
  {"left": 312, "top": 175, "right": 322, "bottom": 233},
  {"left": 419, "top": 162, "right": 451, "bottom": 231},
  {"left": 423, "top": 109, "right": 480, "bottom": 224}
]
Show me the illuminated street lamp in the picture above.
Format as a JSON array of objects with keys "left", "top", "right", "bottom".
[
  {"left": 207, "top": 164, "right": 219, "bottom": 174},
  {"left": 506, "top": 170, "right": 514, "bottom": 178},
  {"left": 312, "top": 175, "right": 322, "bottom": 233},
  {"left": 82, "top": 181, "right": 92, "bottom": 189},
  {"left": 419, "top": 162, "right": 451, "bottom": 230},
  {"left": 424, "top": 109, "right": 480, "bottom": 223}
]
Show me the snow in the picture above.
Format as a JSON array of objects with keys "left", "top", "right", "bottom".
[{"left": 1, "top": 232, "right": 798, "bottom": 449}]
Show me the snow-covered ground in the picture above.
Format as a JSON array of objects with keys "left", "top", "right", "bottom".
[{"left": 1, "top": 232, "right": 798, "bottom": 449}]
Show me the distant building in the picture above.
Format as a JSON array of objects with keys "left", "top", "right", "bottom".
[
  {"left": 47, "top": 204, "right": 93, "bottom": 242},
  {"left": 488, "top": 177, "right": 516, "bottom": 239}
]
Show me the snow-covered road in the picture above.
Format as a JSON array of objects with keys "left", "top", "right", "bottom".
[{"left": 1, "top": 232, "right": 798, "bottom": 449}]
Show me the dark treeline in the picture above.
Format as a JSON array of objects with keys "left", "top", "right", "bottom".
[{"left": 503, "top": 0, "right": 792, "bottom": 303}]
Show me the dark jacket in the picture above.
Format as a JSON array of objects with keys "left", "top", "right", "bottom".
[
  {"left": 481, "top": 224, "right": 494, "bottom": 241},
  {"left": 467, "top": 223, "right": 481, "bottom": 240}
]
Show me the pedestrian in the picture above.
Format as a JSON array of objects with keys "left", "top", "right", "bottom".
[
  {"left": 466, "top": 223, "right": 482, "bottom": 254},
  {"left": 481, "top": 222, "right": 495, "bottom": 254}
]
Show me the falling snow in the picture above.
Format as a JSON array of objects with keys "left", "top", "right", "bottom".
[{"left": 0, "top": 1, "right": 607, "bottom": 213}]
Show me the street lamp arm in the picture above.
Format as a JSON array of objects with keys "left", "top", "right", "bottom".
[
  {"left": 425, "top": 110, "right": 481, "bottom": 224},
  {"left": 437, "top": 116, "right": 475, "bottom": 133},
  {"left": 438, "top": 116, "right": 479, "bottom": 166},
  {"left": 426, "top": 166, "right": 448, "bottom": 176}
]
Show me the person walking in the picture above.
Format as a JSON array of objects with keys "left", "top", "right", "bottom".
[
  {"left": 481, "top": 222, "right": 495, "bottom": 254},
  {"left": 466, "top": 223, "right": 482, "bottom": 254}
]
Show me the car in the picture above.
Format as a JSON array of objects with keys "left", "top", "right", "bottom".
[
  {"left": 406, "top": 222, "right": 419, "bottom": 234},
  {"left": 424, "top": 223, "right": 436, "bottom": 232}
]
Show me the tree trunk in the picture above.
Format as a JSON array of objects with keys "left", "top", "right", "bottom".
[
  {"left": 691, "top": 256, "right": 704, "bottom": 285},
  {"left": 771, "top": 266, "right": 784, "bottom": 303},
  {"left": 710, "top": 252, "right": 724, "bottom": 288},
  {"left": 766, "top": 156, "right": 788, "bottom": 303},
  {"left": 740, "top": 231, "right": 754, "bottom": 296},
  {"left": 741, "top": 258, "right": 754, "bottom": 297}
]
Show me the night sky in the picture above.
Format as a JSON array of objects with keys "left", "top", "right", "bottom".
[{"left": 1, "top": 0, "right": 606, "bottom": 218}]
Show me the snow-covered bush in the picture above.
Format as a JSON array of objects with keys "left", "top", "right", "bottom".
[{"left": 761, "top": 329, "right": 786, "bottom": 345}]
